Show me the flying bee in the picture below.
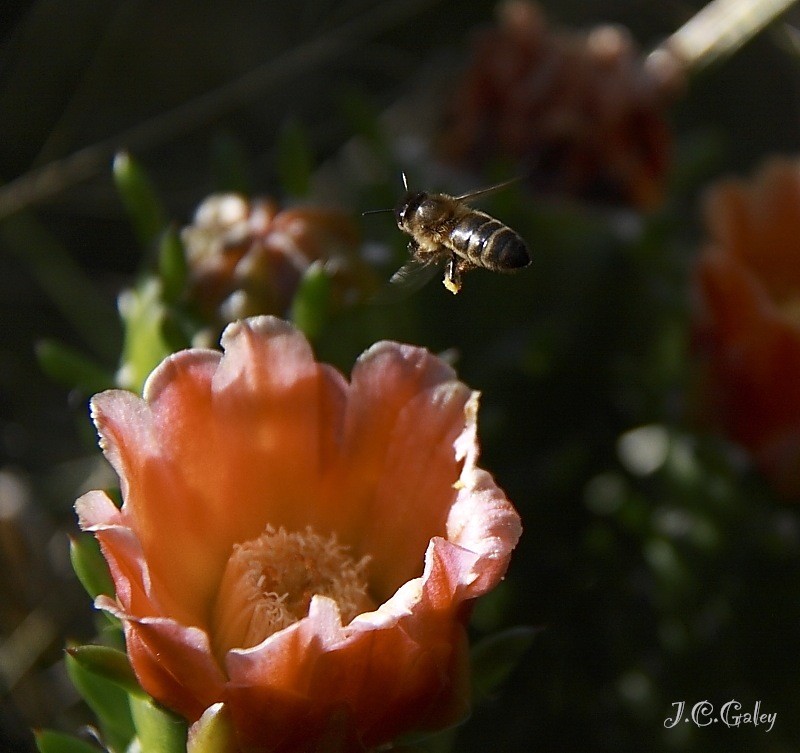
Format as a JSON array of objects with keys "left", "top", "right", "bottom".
[{"left": 366, "top": 174, "right": 531, "bottom": 295}]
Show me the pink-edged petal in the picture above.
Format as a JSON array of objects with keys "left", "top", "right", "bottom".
[
  {"left": 75, "top": 488, "right": 124, "bottom": 529},
  {"left": 330, "top": 341, "right": 474, "bottom": 598},
  {"left": 356, "top": 380, "right": 475, "bottom": 600},
  {"left": 225, "top": 597, "right": 469, "bottom": 749},
  {"left": 208, "top": 317, "right": 348, "bottom": 540},
  {"left": 304, "top": 615, "right": 469, "bottom": 746},
  {"left": 448, "top": 469, "right": 521, "bottom": 593},
  {"left": 224, "top": 598, "right": 362, "bottom": 751},
  {"left": 91, "top": 351, "right": 224, "bottom": 623},
  {"left": 446, "top": 394, "right": 522, "bottom": 596},
  {"left": 226, "top": 596, "right": 345, "bottom": 691},
  {"left": 76, "top": 490, "right": 152, "bottom": 615}
]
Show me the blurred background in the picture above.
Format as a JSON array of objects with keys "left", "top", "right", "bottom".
[{"left": 3, "top": 0, "right": 800, "bottom": 751}]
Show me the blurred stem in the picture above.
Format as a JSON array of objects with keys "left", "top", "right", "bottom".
[
  {"left": 1, "top": 213, "right": 120, "bottom": 361},
  {"left": 0, "top": 0, "right": 446, "bottom": 220},
  {"left": 30, "top": 1, "right": 141, "bottom": 169},
  {"left": 649, "top": 0, "right": 797, "bottom": 79}
]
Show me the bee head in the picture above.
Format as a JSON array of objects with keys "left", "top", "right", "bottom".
[{"left": 395, "top": 191, "right": 428, "bottom": 230}]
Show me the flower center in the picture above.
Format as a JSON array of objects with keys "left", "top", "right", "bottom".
[{"left": 212, "top": 525, "right": 373, "bottom": 658}]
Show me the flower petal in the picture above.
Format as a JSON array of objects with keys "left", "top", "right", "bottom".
[
  {"left": 91, "top": 350, "right": 223, "bottom": 623},
  {"left": 89, "top": 317, "right": 348, "bottom": 624},
  {"left": 695, "top": 249, "right": 800, "bottom": 448},
  {"left": 448, "top": 394, "right": 522, "bottom": 595},
  {"left": 693, "top": 160, "right": 800, "bottom": 497},
  {"left": 76, "top": 490, "right": 153, "bottom": 616},
  {"left": 225, "top": 596, "right": 469, "bottom": 750},
  {"left": 331, "top": 341, "right": 475, "bottom": 600},
  {"left": 704, "top": 159, "right": 800, "bottom": 300},
  {"left": 210, "top": 317, "right": 348, "bottom": 541},
  {"left": 97, "top": 596, "right": 226, "bottom": 722},
  {"left": 77, "top": 316, "right": 521, "bottom": 749}
]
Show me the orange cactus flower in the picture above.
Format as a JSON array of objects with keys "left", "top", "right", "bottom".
[
  {"left": 440, "top": 0, "right": 674, "bottom": 210},
  {"left": 75, "top": 316, "right": 521, "bottom": 751},
  {"left": 182, "top": 195, "right": 368, "bottom": 328},
  {"left": 693, "top": 157, "right": 800, "bottom": 497}
]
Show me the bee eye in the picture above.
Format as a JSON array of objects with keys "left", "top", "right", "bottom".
[
  {"left": 417, "top": 199, "right": 439, "bottom": 220},
  {"left": 397, "top": 192, "right": 426, "bottom": 225}
]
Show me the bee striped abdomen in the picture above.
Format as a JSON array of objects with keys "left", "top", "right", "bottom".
[{"left": 449, "top": 212, "right": 530, "bottom": 270}]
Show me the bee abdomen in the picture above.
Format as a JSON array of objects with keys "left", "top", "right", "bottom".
[
  {"left": 450, "top": 213, "right": 530, "bottom": 270},
  {"left": 489, "top": 226, "right": 531, "bottom": 270}
]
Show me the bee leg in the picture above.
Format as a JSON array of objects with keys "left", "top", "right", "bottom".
[
  {"left": 407, "top": 238, "right": 422, "bottom": 258},
  {"left": 409, "top": 238, "right": 439, "bottom": 267},
  {"left": 443, "top": 254, "right": 463, "bottom": 295}
]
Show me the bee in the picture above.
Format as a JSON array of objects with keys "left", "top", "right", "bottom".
[{"left": 367, "top": 174, "right": 531, "bottom": 295}]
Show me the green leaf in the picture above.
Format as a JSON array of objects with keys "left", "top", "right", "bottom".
[
  {"left": 1, "top": 213, "right": 120, "bottom": 361},
  {"left": 35, "top": 730, "right": 102, "bottom": 753},
  {"left": 470, "top": 626, "right": 539, "bottom": 700},
  {"left": 338, "top": 87, "right": 390, "bottom": 162},
  {"left": 289, "top": 261, "right": 331, "bottom": 340},
  {"left": 158, "top": 226, "right": 188, "bottom": 305},
  {"left": 117, "top": 278, "right": 172, "bottom": 394},
  {"left": 276, "top": 117, "right": 313, "bottom": 197},
  {"left": 468, "top": 580, "right": 513, "bottom": 633},
  {"left": 66, "top": 644, "right": 143, "bottom": 697},
  {"left": 187, "top": 703, "right": 237, "bottom": 753},
  {"left": 70, "top": 534, "right": 114, "bottom": 600},
  {"left": 113, "top": 151, "right": 167, "bottom": 250},
  {"left": 398, "top": 726, "right": 459, "bottom": 753},
  {"left": 36, "top": 339, "right": 114, "bottom": 394},
  {"left": 130, "top": 695, "right": 188, "bottom": 753},
  {"left": 211, "top": 133, "right": 252, "bottom": 194},
  {"left": 65, "top": 650, "right": 136, "bottom": 753}
]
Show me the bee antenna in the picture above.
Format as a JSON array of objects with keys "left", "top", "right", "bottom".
[{"left": 361, "top": 207, "right": 393, "bottom": 216}]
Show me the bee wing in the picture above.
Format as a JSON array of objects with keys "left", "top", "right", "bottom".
[
  {"left": 389, "top": 257, "right": 442, "bottom": 287},
  {"left": 453, "top": 177, "right": 521, "bottom": 203},
  {"left": 371, "top": 258, "right": 443, "bottom": 304}
]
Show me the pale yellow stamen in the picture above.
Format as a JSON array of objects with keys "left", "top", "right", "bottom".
[{"left": 212, "top": 526, "right": 373, "bottom": 658}]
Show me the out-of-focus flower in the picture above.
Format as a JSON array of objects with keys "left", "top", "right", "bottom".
[
  {"left": 440, "top": 0, "right": 675, "bottom": 210},
  {"left": 76, "top": 316, "right": 521, "bottom": 751},
  {"left": 692, "top": 157, "right": 800, "bottom": 498},
  {"left": 181, "top": 195, "right": 372, "bottom": 330}
]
